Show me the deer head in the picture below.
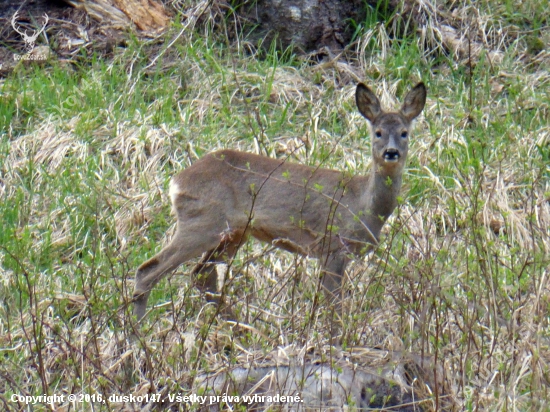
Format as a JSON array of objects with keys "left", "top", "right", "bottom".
[{"left": 11, "top": 11, "right": 49, "bottom": 51}]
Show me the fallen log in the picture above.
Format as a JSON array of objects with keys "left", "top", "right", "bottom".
[
  {"left": 64, "top": 0, "right": 169, "bottom": 33},
  {"left": 194, "top": 345, "right": 458, "bottom": 411}
]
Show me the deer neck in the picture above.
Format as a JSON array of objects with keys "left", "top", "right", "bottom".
[{"left": 363, "top": 164, "right": 403, "bottom": 223}]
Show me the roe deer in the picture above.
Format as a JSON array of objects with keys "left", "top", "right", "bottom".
[{"left": 133, "top": 82, "right": 426, "bottom": 320}]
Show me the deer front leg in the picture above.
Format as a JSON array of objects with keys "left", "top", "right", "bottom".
[
  {"left": 320, "top": 251, "right": 349, "bottom": 305},
  {"left": 318, "top": 251, "right": 349, "bottom": 339}
]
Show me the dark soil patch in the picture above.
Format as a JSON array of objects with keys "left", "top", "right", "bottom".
[{"left": 0, "top": 0, "right": 127, "bottom": 75}]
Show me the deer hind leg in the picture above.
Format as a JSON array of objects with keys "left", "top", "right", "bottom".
[
  {"left": 190, "top": 229, "right": 247, "bottom": 305},
  {"left": 133, "top": 226, "right": 223, "bottom": 320}
]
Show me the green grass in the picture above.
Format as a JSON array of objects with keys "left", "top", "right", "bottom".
[{"left": 1, "top": 1, "right": 549, "bottom": 411}]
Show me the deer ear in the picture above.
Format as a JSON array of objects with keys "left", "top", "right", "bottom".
[
  {"left": 401, "top": 83, "right": 427, "bottom": 121},
  {"left": 356, "top": 83, "right": 381, "bottom": 123}
]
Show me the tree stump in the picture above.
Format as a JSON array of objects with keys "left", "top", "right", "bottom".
[
  {"left": 236, "top": 0, "right": 368, "bottom": 53},
  {"left": 233, "top": 0, "right": 437, "bottom": 53}
]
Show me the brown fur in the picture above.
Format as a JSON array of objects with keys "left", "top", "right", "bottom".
[{"left": 133, "top": 83, "right": 426, "bottom": 320}]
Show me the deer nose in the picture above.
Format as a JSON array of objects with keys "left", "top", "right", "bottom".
[{"left": 383, "top": 148, "right": 400, "bottom": 162}]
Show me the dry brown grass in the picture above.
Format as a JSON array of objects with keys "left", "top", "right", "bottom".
[{"left": 1, "top": 0, "right": 549, "bottom": 411}]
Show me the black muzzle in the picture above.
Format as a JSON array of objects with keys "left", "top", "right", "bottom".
[{"left": 384, "top": 148, "right": 400, "bottom": 162}]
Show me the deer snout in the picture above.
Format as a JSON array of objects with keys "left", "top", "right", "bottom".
[{"left": 383, "top": 147, "right": 400, "bottom": 162}]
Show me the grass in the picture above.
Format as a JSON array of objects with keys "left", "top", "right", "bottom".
[{"left": 0, "top": 0, "right": 549, "bottom": 410}]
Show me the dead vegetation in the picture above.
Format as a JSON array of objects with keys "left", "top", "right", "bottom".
[{"left": 0, "top": 0, "right": 549, "bottom": 411}]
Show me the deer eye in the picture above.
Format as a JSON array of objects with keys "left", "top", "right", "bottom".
[
  {"left": 401, "top": 131, "right": 408, "bottom": 138},
  {"left": 375, "top": 131, "right": 382, "bottom": 138}
]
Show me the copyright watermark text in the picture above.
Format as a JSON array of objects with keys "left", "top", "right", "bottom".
[
  {"left": 13, "top": 52, "right": 48, "bottom": 61},
  {"left": 10, "top": 392, "right": 303, "bottom": 406}
]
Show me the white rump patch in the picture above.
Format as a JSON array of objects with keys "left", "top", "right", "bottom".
[{"left": 169, "top": 178, "right": 182, "bottom": 213}]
